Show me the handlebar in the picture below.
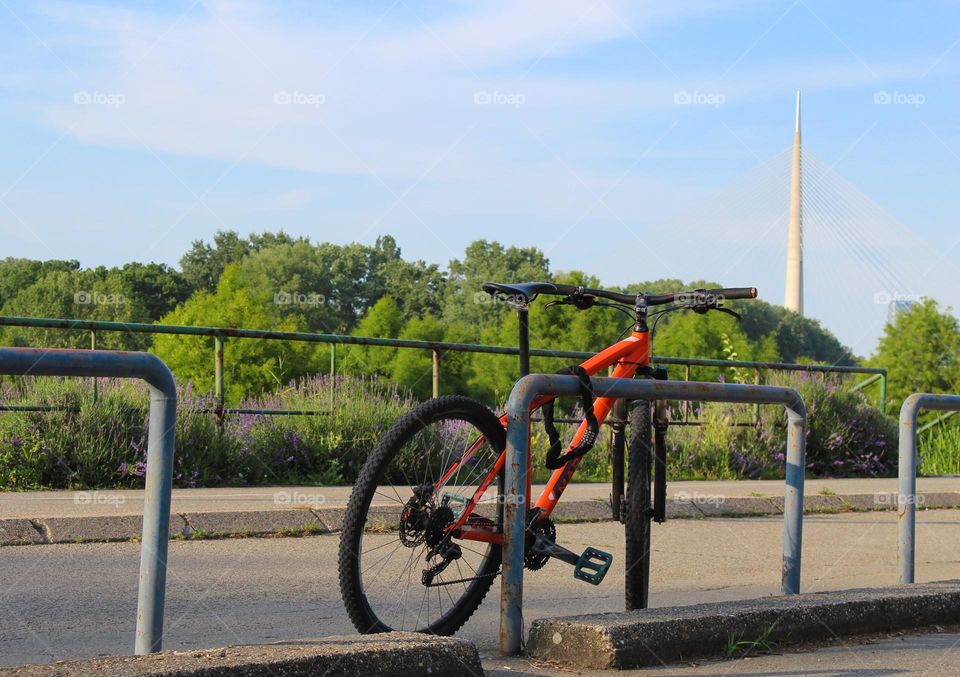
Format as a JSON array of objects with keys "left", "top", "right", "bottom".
[{"left": 550, "top": 284, "right": 757, "bottom": 307}]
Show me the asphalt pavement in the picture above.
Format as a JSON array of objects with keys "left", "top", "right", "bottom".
[{"left": 5, "top": 509, "right": 960, "bottom": 672}]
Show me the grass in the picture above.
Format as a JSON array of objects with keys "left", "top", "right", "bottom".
[
  {"left": 724, "top": 624, "right": 780, "bottom": 658},
  {"left": 918, "top": 425, "right": 960, "bottom": 476},
  {"left": 818, "top": 487, "right": 836, "bottom": 496}
]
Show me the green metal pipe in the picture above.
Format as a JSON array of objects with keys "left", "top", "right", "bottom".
[
  {"left": 0, "top": 315, "right": 885, "bottom": 375},
  {"left": 214, "top": 336, "right": 225, "bottom": 432},
  {"left": 90, "top": 330, "right": 98, "bottom": 404},
  {"left": 329, "top": 344, "right": 336, "bottom": 412},
  {"left": 851, "top": 373, "right": 883, "bottom": 391},
  {"left": 880, "top": 373, "right": 888, "bottom": 415},
  {"left": 917, "top": 409, "right": 958, "bottom": 434}
]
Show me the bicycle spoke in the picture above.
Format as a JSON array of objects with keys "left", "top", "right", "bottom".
[{"left": 349, "top": 403, "right": 503, "bottom": 633}]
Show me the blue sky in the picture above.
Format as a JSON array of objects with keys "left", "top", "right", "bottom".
[{"left": 1, "top": 1, "right": 959, "bottom": 355}]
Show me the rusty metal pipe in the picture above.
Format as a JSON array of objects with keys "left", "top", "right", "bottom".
[{"left": 500, "top": 374, "right": 807, "bottom": 656}]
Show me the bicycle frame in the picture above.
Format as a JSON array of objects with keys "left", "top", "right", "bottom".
[{"left": 436, "top": 329, "right": 652, "bottom": 545}]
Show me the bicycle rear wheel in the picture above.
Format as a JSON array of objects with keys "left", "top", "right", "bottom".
[{"left": 338, "top": 395, "right": 506, "bottom": 635}]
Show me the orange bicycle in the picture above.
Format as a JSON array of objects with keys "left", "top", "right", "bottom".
[{"left": 338, "top": 281, "right": 757, "bottom": 635}]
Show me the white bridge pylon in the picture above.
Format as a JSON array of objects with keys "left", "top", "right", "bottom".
[{"left": 647, "top": 137, "right": 957, "bottom": 356}]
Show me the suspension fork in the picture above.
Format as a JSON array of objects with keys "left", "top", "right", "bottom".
[{"left": 652, "top": 368, "right": 669, "bottom": 524}]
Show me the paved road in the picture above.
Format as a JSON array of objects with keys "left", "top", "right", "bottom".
[
  {"left": 3, "top": 477, "right": 958, "bottom": 517},
  {"left": 4, "top": 510, "right": 960, "bottom": 670}
]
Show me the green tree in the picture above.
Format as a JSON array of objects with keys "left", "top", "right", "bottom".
[
  {"left": 0, "top": 258, "right": 80, "bottom": 309},
  {"left": 152, "top": 264, "right": 322, "bottom": 400},
  {"left": 341, "top": 297, "right": 403, "bottom": 378},
  {"left": 179, "top": 230, "right": 303, "bottom": 292},
  {"left": 377, "top": 256, "right": 447, "bottom": 318},
  {"left": 653, "top": 310, "right": 761, "bottom": 382},
  {"left": 872, "top": 298, "right": 960, "bottom": 414},
  {"left": 393, "top": 315, "right": 471, "bottom": 398},
  {"left": 117, "top": 262, "right": 192, "bottom": 320},
  {"left": 443, "top": 240, "right": 552, "bottom": 333},
  {"left": 739, "top": 302, "right": 852, "bottom": 365},
  {"left": 0, "top": 268, "right": 149, "bottom": 349}
]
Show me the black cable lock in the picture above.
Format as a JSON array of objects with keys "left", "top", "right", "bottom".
[{"left": 542, "top": 365, "right": 599, "bottom": 470}]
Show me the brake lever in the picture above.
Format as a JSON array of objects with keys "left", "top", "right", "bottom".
[
  {"left": 689, "top": 300, "right": 740, "bottom": 321},
  {"left": 546, "top": 293, "right": 596, "bottom": 310},
  {"left": 714, "top": 306, "right": 742, "bottom": 321}
]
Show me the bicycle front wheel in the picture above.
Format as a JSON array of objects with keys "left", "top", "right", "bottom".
[
  {"left": 624, "top": 399, "right": 653, "bottom": 610},
  {"left": 338, "top": 395, "right": 506, "bottom": 635}
]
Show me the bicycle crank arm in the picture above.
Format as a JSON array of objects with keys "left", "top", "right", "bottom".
[
  {"left": 528, "top": 531, "right": 614, "bottom": 585},
  {"left": 528, "top": 532, "right": 580, "bottom": 566}
]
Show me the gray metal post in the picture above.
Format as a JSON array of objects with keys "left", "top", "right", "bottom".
[
  {"left": 500, "top": 374, "right": 806, "bottom": 656},
  {"left": 137, "top": 369, "right": 177, "bottom": 653},
  {"left": 898, "top": 393, "right": 960, "bottom": 584},
  {"left": 500, "top": 395, "right": 530, "bottom": 655},
  {"left": 782, "top": 408, "right": 805, "bottom": 594},
  {"left": 0, "top": 348, "right": 177, "bottom": 654}
]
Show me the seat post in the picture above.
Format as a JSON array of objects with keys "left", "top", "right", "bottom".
[{"left": 517, "top": 308, "right": 530, "bottom": 377}]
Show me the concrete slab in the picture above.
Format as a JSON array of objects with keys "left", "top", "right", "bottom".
[
  {"left": 837, "top": 493, "right": 887, "bottom": 511},
  {"left": 552, "top": 499, "right": 615, "bottom": 522},
  {"left": 0, "top": 519, "right": 44, "bottom": 545},
  {"left": 315, "top": 506, "right": 347, "bottom": 531},
  {"left": 685, "top": 496, "right": 775, "bottom": 517},
  {"left": 182, "top": 509, "right": 326, "bottom": 536},
  {"left": 526, "top": 580, "right": 960, "bottom": 670},
  {"left": 42, "top": 515, "right": 186, "bottom": 544},
  {"left": 0, "top": 633, "right": 482, "bottom": 676},
  {"left": 4, "top": 478, "right": 957, "bottom": 519},
  {"left": 664, "top": 499, "right": 703, "bottom": 519},
  {"left": 921, "top": 492, "right": 960, "bottom": 510}
]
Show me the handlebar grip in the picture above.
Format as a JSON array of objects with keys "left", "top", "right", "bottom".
[{"left": 708, "top": 287, "right": 757, "bottom": 300}]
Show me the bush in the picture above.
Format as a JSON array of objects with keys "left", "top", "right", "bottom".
[
  {"left": 0, "top": 370, "right": 898, "bottom": 489},
  {"left": 0, "top": 374, "right": 413, "bottom": 490},
  {"left": 668, "top": 372, "right": 896, "bottom": 480}
]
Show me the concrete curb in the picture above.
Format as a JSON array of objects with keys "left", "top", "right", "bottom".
[
  {"left": 526, "top": 580, "right": 960, "bottom": 670},
  {"left": 0, "top": 633, "right": 482, "bottom": 677},
  {"left": 4, "top": 492, "right": 959, "bottom": 546}
]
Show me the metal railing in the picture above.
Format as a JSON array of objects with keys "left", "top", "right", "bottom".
[
  {"left": 0, "top": 347, "right": 176, "bottom": 655},
  {"left": 897, "top": 393, "right": 960, "bottom": 585},
  {"left": 0, "top": 316, "right": 886, "bottom": 420},
  {"left": 498, "top": 374, "right": 807, "bottom": 656}
]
